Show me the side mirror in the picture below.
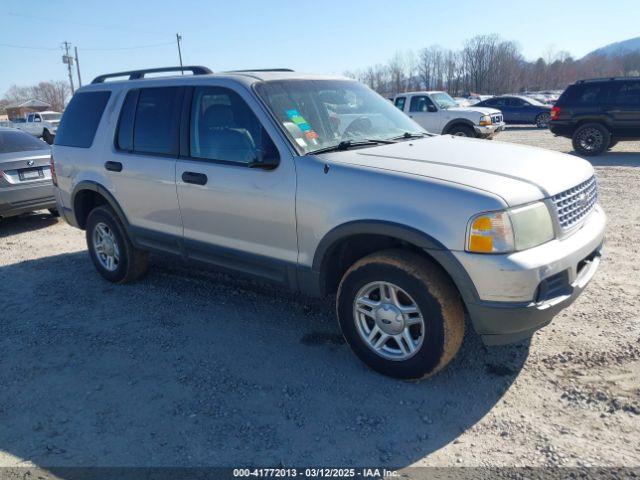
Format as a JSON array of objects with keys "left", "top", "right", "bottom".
[
  {"left": 427, "top": 105, "right": 437, "bottom": 113},
  {"left": 249, "top": 149, "right": 279, "bottom": 170},
  {"left": 249, "top": 128, "right": 280, "bottom": 170}
]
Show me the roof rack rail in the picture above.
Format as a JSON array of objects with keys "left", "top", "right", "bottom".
[
  {"left": 91, "top": 66, "right": 212, "bottom": 84},
  {"left": 227, "top": 68, "right": 294, "bottom": 73},
  {"left": 576, "top": 76, "right": 632, "bottom": 84}
]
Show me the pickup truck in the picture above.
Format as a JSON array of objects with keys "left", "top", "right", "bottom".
[
  {"left": 393, "top": 91, "right": 505, "bottom": 139},
  {"left": 11, "top": 111, "right": 61, "bottom": 144}
]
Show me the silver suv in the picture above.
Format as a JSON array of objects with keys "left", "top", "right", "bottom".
[{"left": 52, "top": 66, "right": 606, "bottom": 379}]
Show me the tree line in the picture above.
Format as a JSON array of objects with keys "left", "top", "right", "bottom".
[
  {"left": 345, "top": 34, "right": 640, "bottom": 97},
  {"left": 0, "top": 80, "right": 70, "bottom": 114}
]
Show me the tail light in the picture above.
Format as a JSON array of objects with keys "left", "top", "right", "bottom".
[
  {"left": 550, "top": 106, "right": 561, "bottom": 120},
  {"left": 49, "top": 154, "right": 57, "bottom": 186}
]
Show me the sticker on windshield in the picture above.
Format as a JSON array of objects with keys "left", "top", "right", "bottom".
[{"left": 285, "top": 109, "right": 319, "bottom": 145}]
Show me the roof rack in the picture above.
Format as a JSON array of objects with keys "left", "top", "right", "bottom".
[
  {"left": 226, "top": 68, "right": 294, "bottom": 73},
  {"left": 91, "top": 66, "right": 212, "bottom": 84},
  {"left": 576, "top": 76, "right": 634, "bottom": 84}
]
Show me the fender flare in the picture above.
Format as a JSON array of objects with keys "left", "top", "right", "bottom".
[
  {"left": 71, "top": 180, "right": 131, "bottom": 231},
  {"left": 309, "top": 220, "right": 480, "bottom": 304},
  {"left": 442, "top": 118, "right": 476, "bottom": 135}
]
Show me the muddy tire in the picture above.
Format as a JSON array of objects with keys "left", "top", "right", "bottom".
[
  {"left": 86, "top": 205, "right": 149, "bottom": 283},
  {"left": 337, "top": 250, "right": 465, "bottom": 379}
]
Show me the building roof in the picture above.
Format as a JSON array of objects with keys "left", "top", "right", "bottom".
[{"left": 6, "top": 99, "right": 51, "bottom": 108}]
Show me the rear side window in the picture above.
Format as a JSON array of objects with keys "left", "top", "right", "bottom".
[
  {"left": 611, "top": 81, "right": 640, "bottom": 106},
  {"left": 55, "top": 91, "right": 111, "bottom": 148},
  {"left": 0, "top": 130, "right": 49, "bottom": 153},
  {"left": 558, "top": 84, "right": 608, "bottom": 106},
  {"left": 115, "top": 87, "right": 183, "bottom": 156}
]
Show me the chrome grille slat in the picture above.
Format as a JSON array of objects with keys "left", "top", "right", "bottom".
[{"left": 551, "top": 176, "right": 598, "bottom": 231}]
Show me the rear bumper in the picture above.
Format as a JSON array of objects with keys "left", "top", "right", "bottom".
[
  {"left": 0, "top": 183, "right": 56, "bottom": 217},
  {"left": 453, "top": 205, "right": 606, "bottom": 345},
  {"left": 549, "top": 122, "right": 574, "bottom": 137}
]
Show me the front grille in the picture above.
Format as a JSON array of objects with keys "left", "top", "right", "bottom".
[
  {"left": 491, "top": 114, "right": 503, "bottom": 123},
  {"left": 551, "top": 175, "right": 598, "bottom": 231}
]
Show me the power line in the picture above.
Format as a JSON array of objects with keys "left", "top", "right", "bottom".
[
  {"left": 0, "top": 41, "right": 176, "bottom": 52},
  {"left": 0, "top": 42, "right": 58, "bottom": 51}
]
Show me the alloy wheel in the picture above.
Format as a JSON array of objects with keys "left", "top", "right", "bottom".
[{"left": 353, "top": 281, "right": 425, "bottom": 361}]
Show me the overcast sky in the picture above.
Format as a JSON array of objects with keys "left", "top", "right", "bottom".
[{"left": 1, "top": 0, "right": 638, "bottom": 95}]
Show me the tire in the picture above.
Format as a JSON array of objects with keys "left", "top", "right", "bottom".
[
  {"left": 535, "top": 112, "right": 550, "bottom": 128},
  {"left": 337, "top": 249, "right": 465, "bottom": 379},
  {"left": 572, "top": 123, "right": 610, "bottom": 157},
  {"left": 42, "top": 129, "right": 54, "bottom": 144},
  {"left": 608, "top": 138, "right": 619, "bottom": 150},
  {"left": 48, "top": 208, "right": 60, "bottom": 217},
  {"left": 448, "top": 124, "right": 474, "bottom": 137},
  {"left": 85, "top": 205, "right": 149, "bottom": 283}
]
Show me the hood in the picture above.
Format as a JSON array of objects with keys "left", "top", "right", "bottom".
[
  {"left": 320, "top": 136, "right": 594, "bottom": 207},
  {"left": 446, "top": 106, "right": 501, "bottom": 115}
]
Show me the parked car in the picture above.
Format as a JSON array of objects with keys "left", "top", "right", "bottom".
[
  {"left": 393, "top": 91, "right": 505, "bottom": 138},
  {"left": 0, "top": 127, "right": 57, "bottom": 219},
  {"left": 475, "top": 95, "right": 552, "bottom": 127},
  {"left": 9, "top": 111, "right": 61, "bottom": 144},
  {"left": 52, "top": 66, "right": 605, "bottom": 379},
  {"left": 550, "top": 77, "right": 640, "bottom": 156}
]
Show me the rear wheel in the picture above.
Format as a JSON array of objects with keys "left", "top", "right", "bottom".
[
  {"left": 572, "top": 123, "right": 610, "bottom": 157},
  {"left": 337, "top": 250, "right": 465, "bottom": 379},
  {"left": 86, "top": 205, "right": 149, "bottom": 283},
  {"left": 607, "top": 138, "right": 619, "bottom": 150},
  {"left": 535, "top": 112, "right": 550, "bottom": 128},
  {"left": 448, "top": 124, "right": 474, "bottom": 137}
]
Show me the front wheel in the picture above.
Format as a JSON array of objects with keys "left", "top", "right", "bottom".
[
  {"left": 535, "top": 113, "right": 550, "bottom": 128},
  {"left": 448, "top": 125, "right": 474, "bottom": 137},
  {"left": 572, "top": 123, "right": 610, "bottom": 157},
  {"left": 86, "top": 205, "right": 149, "bottom": 283},
  {"left": 337, "top": 250, "right": 465, "bottom": 379}
]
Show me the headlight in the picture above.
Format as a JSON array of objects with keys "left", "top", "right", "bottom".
[
  {"left": 467, "top": 202, "right": 554, "bottom": 253},
  {"left": 478, "top": 115, "right": 492, "bottom": 126}
]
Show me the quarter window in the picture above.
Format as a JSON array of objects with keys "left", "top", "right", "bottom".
[
  {"left": 189, "top": 86, "right": 271, "bottom": 164},
  {"left": 55, "top": 90, "right": 111, "bottom": 148},
  {"left": 394, "top": 97, "right": 406, "bottom": 111}
]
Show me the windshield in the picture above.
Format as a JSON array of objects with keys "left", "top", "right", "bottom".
[
  {"left": 430, "top": 92, "right": 458, "bottom": 109},
  {"left": 41, "top": 113, "right": 61, "bottom": 121},
  {"left": 524, "top": 97, "right": 545, "bottom": 106},
  {"left": 255, "top": 80, "right": 425, "bottom": 154}
]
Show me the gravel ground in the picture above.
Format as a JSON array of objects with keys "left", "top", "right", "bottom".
[{"left": 0, "top": 127, "right": 638, "bottom": 473}]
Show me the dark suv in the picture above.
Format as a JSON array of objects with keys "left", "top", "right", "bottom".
[{"left": 550, "top": 77, "right": 640, "bottom": 156}]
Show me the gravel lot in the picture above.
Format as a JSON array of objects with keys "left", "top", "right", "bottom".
[{"left": 0, "top": 127, "right": 638, "bottom": 473}]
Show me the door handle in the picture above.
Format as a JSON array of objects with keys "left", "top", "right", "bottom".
[
  {"left": 104, "top": 161, "right": 122, "bottom": 172},
  {"left": 182, "top": 171, "right": 208, "bottom": 185}
]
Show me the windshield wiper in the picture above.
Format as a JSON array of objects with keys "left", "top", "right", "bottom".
[
  {"left": 306, "top": 138, "right": 395, "bottom": 155},
  {"left": 389, "top": 132, "right": 429, "bottom": 141}
]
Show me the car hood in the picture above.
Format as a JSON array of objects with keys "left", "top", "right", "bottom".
[
  {"left": 320, "top": 135, "right": 594, "bottom": 206},
  {"left": 445, "top": 106, "right": 501, "bottom": 116}
]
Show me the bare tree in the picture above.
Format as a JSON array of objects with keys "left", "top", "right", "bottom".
[{"left": 3, "top": 80, "right": 70, "bottom": 111}]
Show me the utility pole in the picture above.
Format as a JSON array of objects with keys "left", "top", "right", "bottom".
[
  {"left": 176, "top": 33, "right": 184, "bottom": 74},
  {"left": 74, "top": 46, "right": 82, "bottom": 87},
  {"left": 62, "top": 41, "right": 75, "bottom": 94}
]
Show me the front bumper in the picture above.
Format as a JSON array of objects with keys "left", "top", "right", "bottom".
[
  {"left": 0, "top": 182, "right": 56, "bottom": 217},
  {"left": 474, "top": 122, "right": 506, "bottom": 138},
  {"left": 454, "top": 205, "right": 606, "bottom": 345}
]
